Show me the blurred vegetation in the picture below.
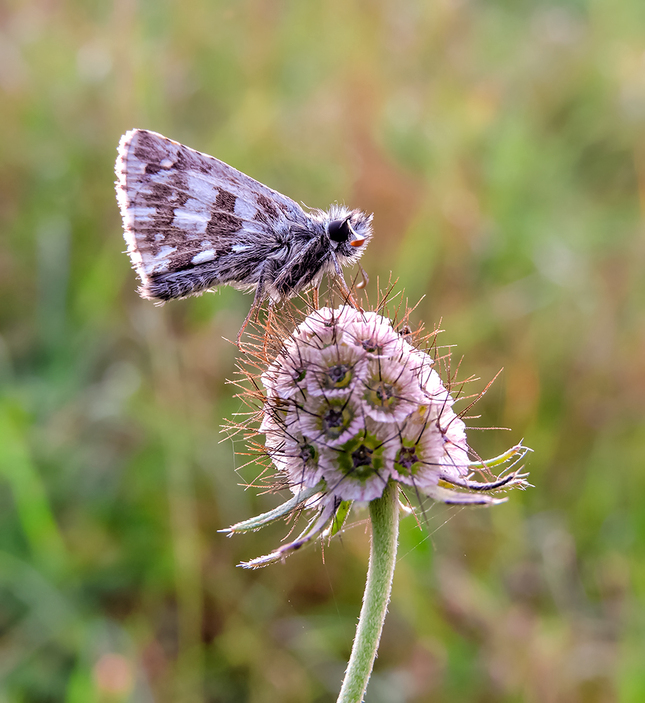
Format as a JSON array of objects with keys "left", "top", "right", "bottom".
[{"left": 1, "top": 0, "right": 644, "bottom": 701}]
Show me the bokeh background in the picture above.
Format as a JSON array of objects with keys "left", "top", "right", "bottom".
[{"left": 1, "top": 1, "right": 644, "bottom": 701}]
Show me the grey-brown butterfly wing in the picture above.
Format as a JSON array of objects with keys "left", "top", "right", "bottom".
[{"left": 115, "top": 129, "right": 309, "bottom": 301}]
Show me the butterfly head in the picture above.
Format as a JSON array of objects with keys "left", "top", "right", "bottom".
[{"left": 325, "top": 207, "right": 373, "bottom": 263}]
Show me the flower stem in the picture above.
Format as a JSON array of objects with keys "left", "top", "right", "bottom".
[{"left": 337, "top": 481, "right": 399, "bottom": 703}]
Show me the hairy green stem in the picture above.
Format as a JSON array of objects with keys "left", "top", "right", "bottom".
[{"left": 337, "top": 481, "right": 399, "bottom": 703}]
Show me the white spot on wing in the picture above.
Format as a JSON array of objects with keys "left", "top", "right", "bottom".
[
  {"left": 142, "top": 245, "right": 177, "bottom": 275},
  {"left": 186, "top": 173, "right": 219, "bottom": 205},
  {"left": 172, "top": 194, "right": 211, "bottom": 235},
  {"left": 173, "top": 210, "right": 208, "bottom": 235},
  {"left": 192, "top": 250, "right": 216, "bottom": 265},
  {"left": 154, "top": 245, "right": 176, "bottom": 259},
  {"left": 234, "top": 198, "right": 256, "bottom": 219},
  {"left": 231, "top": 244, "right": 250, "bottom": 252}
]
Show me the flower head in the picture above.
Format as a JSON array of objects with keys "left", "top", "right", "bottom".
[{"left": 224, "top": 304, "right": 531, "bottom": 567}]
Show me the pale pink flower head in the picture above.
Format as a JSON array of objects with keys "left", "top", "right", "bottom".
[
  {"left": 226, "top": 304, "right": 531, "bottom": 567},
  {"left": 259, "top": 306, "right": 527, "bottom": 503}
]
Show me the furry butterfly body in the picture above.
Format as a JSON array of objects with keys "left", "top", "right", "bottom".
[{"left": 115, "top": 130, "right": 372, "bottom": 314}]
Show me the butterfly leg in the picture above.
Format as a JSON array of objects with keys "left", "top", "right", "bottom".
[
  {"left": 237, "top": 280, "right": 267, "bottom": 348},
  {"left": 331, "top": 255, "right": 363, "bottom": 311},
  {"left": 312, "top": 285, "right": 320, "bottom": 310},
  {"left": 262, "top": 302, "right": 276, "bottom": 357}
]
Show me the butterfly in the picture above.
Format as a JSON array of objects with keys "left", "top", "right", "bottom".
[{"left": 115, "top": 129, "right": 373, "bottom": 339}]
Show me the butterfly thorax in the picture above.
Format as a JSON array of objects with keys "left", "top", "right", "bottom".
[{"left": 263, "top": 207, "right": 372, "bottom": 301}]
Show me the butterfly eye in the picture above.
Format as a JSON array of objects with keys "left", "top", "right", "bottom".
[{"left": 327, "top": 218, "right": 352, "bottom": 243}]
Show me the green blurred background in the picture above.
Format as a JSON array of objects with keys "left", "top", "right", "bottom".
[{"left": 1, "top": 1, "right": 644, "bottom": 701}]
